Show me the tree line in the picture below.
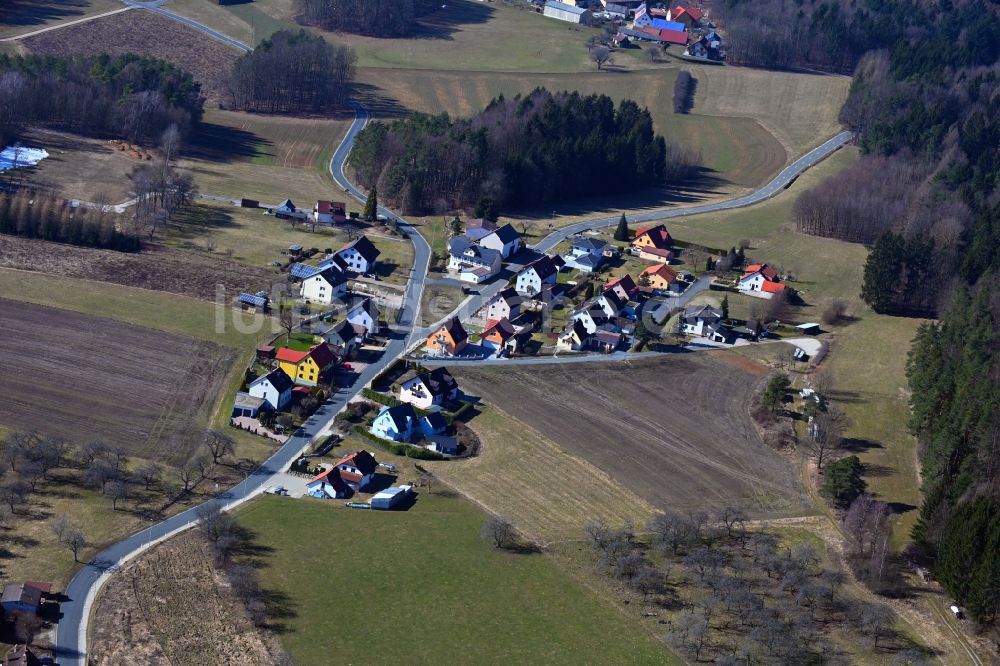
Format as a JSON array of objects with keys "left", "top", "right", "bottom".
[
  {"left": 349, "top": 88, "right": 698, "bottom": 215},
  {"left": 296, "top": 0, "right": 420, "bottom": 37},
  {"left": 0, "top": 53, "right": 202, "bottom": 147},
  {"left": 0, "top": 191, "right": 140, "bottom": 252},
  {"left": 228, "top": 30, "right": 355, "bottom": 115}
]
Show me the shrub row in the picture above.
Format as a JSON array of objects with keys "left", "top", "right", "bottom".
[{"left": 361, "top": 387, "right": 401, "bottom": 407}]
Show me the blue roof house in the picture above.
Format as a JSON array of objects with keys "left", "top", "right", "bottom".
[
  {"left": 419, "top": 412, "right": 448, "bottom": 438},
  {"left": 370, "top": 404, "right": 416, "bottom": 442}
]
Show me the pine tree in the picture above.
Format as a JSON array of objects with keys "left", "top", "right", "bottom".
[
  {"left": 861, "top": 231, "right": 905, "bottom": 313},
  {"left": 720, "top": 294, "right": 730, "bottom": 320},
  {"left": 363, "top": 186, "right": 378, "bottom": 222},
  {"left": 822, "top": 455, "right": 866, "bottom": 507},
  {"left": 613, "top": 213, "right": 630, "bottom": 241}
]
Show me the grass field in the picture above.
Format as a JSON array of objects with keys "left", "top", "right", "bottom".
[
  {"left": 661, "top": 146, "right": 924, "bottom": 544},
  {"left": 419, "top": 283, "right": 466, "bottom": 326},
  {"left": 11, "top": 128, "right": 137, "bottom": 203},
  {"left": 22, "top": 10, "right": 241, "bottom": 102},
  {"left": 178, "top": 109, "right": 351, "bottom": 205},
  {"left": 0, "top": 0, "right": 122, "bottom": 39},
  {"left": 448, "top": 354, "right": 812, "bottom": 520},
  {"left": 0, "top": 298, "right": 236, "bottom": 464},
  {"left": 236, "top": 493, "right": 673, "bottom": 665},
  {"left": 90, "top": 530, "right": 279, "bottom": 666}
]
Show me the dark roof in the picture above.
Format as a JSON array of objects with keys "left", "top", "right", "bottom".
[
  {"left": 310, "top": 467, "right": 350, "bottom": 495},
  {"left": 492, "top": 288, "right": 523, "bottom": 308},
  {"left": 484, "top": 317, "right": 517, "bottom": 340},
  {"left": 379, "top": 404, "right": 417, "bottom": 433},
  {"left": 252, "top": 367, "right": 293, "bottom": 393},
  {"left": 486, "top": 223, "right": 521, "bottom": 245},
  {"left": 325, "top": 320, "right": 356, "bottom": 346},
  {"left": 570, "top": 319, "right": 590, "bottom": 341},
  {"left": 314, "top": 267, "right": 347, "bottom": 286},
  {"left": 4, "top": 645, "right": 41, "bottom": 666},
  {"left": 684, "top": 304, "right": 723, "bottom": 323},
  {"left": 1, "top": 583, "right": 41, "bottom": 607},
  {"left": 348, "top": 296, "right": 379, "bottom": 320},
  {"left": 421, "top": 411, "right": 448, "bottom": 432},
  {"left": 338, "top": 236, "right": 381, "bottom": 264},
  {"left": 572, "top": 236, "right": 607, "bottom": 251},
  {"left": 467, "top": 218, "right": 498, "bottom": 232},
  {"left": 523, "top": 255, "right": 559, "bottom": 280},
  {"left": 401, "top": 367, "right": 457, "bottom": 397},
  {"left": 308, "top": 342, "right": 337, "bottom": 369},
  {"left": 442, "top": 317, "right": 468, "bottom": 344},
  {"left": 335, "top": 450, "right": 379, "bottom": 476}
]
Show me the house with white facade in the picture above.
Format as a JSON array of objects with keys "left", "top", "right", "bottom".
[
  {"left": 682, "top": 304, "right": 733, "bottom": 343},
  {"left": 300, "top": 268, "right": 348, "bottom": 305},
  {"left": 562, "top": 237, "right": 610, "bottom": 273},
  {"left": 448, "top": 237, "right": 502, "bottom": 283},
  {"left": 370, "top": 404, "right": 417, "bottom": 442},
  {"left": 397, "top": 367, "right": 459, "bottom": 410},
  {"left": 515, "top": 255, "right": 560, "bottom": 296},
  {"left": 556, "top": 320, "right": 591, "bottom": 351},
  {"left": 332, "top": 450, "right": 379, "bottom": 490},
  {"left": 247, "top": 367, "right": 293, "bottom": 411},
  {"left": 479, "top": 223, "right": 523, "bottom": 259},
  {"left": 271, "top": 198, "right": 308, "bottom": 220},
  {"left": 335, "top": 236, "right": 380, "bottom": 274},
  {"left": 346, "top": 297, "right": 380, "bottom": 338},
  {"left": 313, "top": 200, "right": 347, "bottom": 225},
  {"left": 485, "top": 288, "right": 522, "bottom": 323},
  {"left": 738, "top": 263, "right": 786, "bottom": 299}
]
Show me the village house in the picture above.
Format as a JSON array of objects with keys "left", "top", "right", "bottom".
[
  {"left": 276, "top": 343, "right": 337, "bottom": 387},
  {"left": 682, "top": 304, "right": 733, "bottom": 343},
  {"left": 557, "top": 320, "right": 591, "bottom": 351},
  {"left": 641, "top": 263, "right": 679, "bottom": 291},
  {"left": 307, "top": 466, "right": 352, "bottom": 499},
  {"left": 448, "top": 237, "right": 503, "bottom": 283},
  {"left": 300, "top": 268, "right": 348, "bottom": 305},
  {"left": 371, "top": 404, "right": 417, "bottom": 441},
  {"left": 313, "top": 200, "right": 347, "bottom": 225},
  {"left": 572, "top": 299, "right": 610, "bottom": 334},
  {"left": 321, "top": 319, "right": 358, "bottom": 357},
  {"left": 632, "top": 224, "right": 673, "bottom": 263},
  {"left": 271, "top": 198, "right": 308, "bottom": 221},
  {"left": 346, "top": 297, "right": 380, "bottom": 338},
  {"left": 544, "top": 0, "right": 593, "bottom": 24},
  {"left": 685, "top": 37, "right": 709, "bottom": 58},
  {"left": 515, "top": 255, "right": 560, "bottom": 296},
  {"left": 562, "top": 236, "right": 610, "bottom": 273},
  {"left": 485, "top": 288, "right": 523, "bottom": 323},
  {"left": 420, "top": 412, "right": 449, "bottom": 439},
  {"left": 335, "top": 236, "right": 380, "bottom": 274},
  {"left": 425, "top": 317, "right": 469, "bottom": 356},
  {"left": 465, "top": 217, "right": 499, "bottom": 242},
  {"left": 667, "top": 5, "right": 704, "bottom": 28},
  {"left": 605, "top": 274, "right": 639, "bottom": 301},
  {"left": 332, "top": 450, "right": 379, "bottom": 489},
  {"left": 738, "top": 263, "right": 786, "bottom": 298},
  {"left": 0, "top": 582, "right": 48, "bottom": 616},
  {"left": 480, "top": 317, "right": 533, "bottom": 355},
  {"left": 592, "top": 328, "right": 625, "bottom": 353},
  {"left": 247, "top": 367, "right": 294, "bottom": 411},
  {"left": 398, "top": 367, "right": 459, "bottom": 410},
  {"left": 479, "top": 223, "right": 523, "bottom": 259},
  {"left": 289, "top": 255, "right": 348, "bottom": 282}
]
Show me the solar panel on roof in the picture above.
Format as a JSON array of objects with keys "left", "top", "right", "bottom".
[
  {"left": 290, "top": 263, "right": 322, "bottom": 279},
  {"left": 239, "top": 293, "right": 267, "bottom": 307}
]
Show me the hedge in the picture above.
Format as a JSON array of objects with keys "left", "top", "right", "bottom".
[
  {"left": 672, "top": 239, "right": 727, "bottom": 255},
  {"left": 445, "top": 401, "right": 475, "bottom": 424},
  {"left": 353, "top": 426, "right": 446, "bottom": 461},
  {"left": 361, "top": 388, "right": 400, "bottom": 407}
]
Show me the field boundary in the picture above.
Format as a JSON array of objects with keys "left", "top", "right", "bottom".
[{"left": 0, "top": 6, "right": 133, "bottom": 42}]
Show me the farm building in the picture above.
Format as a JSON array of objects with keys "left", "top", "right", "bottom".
[
  {"left": 668, "top": 5, "right": 704, "bottom": 28},
  {"left": 270, "top": 199, "right": 308, "bottom": 221},
  {"left": 0, "top": 582, "right": 48, "bottom": 615},
  {"left": 371, "top": 485, "right": 413, "bottom": 510},
  {"left": 238, "top": 291, "right": 270, "bottom": 312},
  {"left": 544, "top": 0, "right": 593, "bottom": 24},
  {"left": 313, "top": 200, "right": 347, "bottom": 225},
  {"left": 465, "top": 217, "right": 498, "bottom": 242}
]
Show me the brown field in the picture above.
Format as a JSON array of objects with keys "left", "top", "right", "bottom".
[
  {"left": 0, "top": 299, "right": 237, "bottom": 464},
  {"left": 13, "top": 128, "right": 139, "bottom": 203},
  {"left": 0, "top": 235, "right": 279, "bottom": 302},
  {"left": 448, "top": 353, "right": 811, "bottom": 519},
  {"left": 22, "top": 10, "right": 241, "bottom": 101},
  {"left": 90, "top": 530, "right": 280, "bottom": 666}
]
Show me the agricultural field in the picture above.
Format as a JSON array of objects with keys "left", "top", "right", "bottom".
[
  {"left": 662, "top": 145, "right": 925, "bottom": 544},
  {"left": 0, "top": 298, "right": 237, "bottom": 465},
  {"left": 90, "top": 530, "right": 280, "bottom": 666},
  {"left": 0, "top": 0, "right": 123, "bottom": 39},
  {"left": 236, "top": 493, "right": 673, "bottom": 665},
  {"left": 22, "top": 10, "right": 242, "bottom": 102},
  {"left": 448, "top": 354, "right": 812, "bottom": 520},
  {"left": 0, "top": 234, "right": 279, "bottom": 302},
  {"left": 178, "top": 109, "right": 352, "bottom": 205}
]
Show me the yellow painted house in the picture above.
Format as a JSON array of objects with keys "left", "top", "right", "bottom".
[{"left": 275, "top": 343, "right": 336, "bottom": 386}]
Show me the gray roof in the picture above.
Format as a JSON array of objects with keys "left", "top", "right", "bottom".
[
  {"left": 450, "top": 237, "right": 501, "bottom": 265},
  {"left": 486, "top": 223, "right": 521, "bottom": 245},
  {"left": 324, "top": 319, "right": 356, "bottom": 346},
  {"left": 546, "top": 0, "right": 589, "bottom": 14},
  {"left": 572, "top": 236, "right": 608, "bottom": 252},
  {"left": 234, "top": 392, "right": 267, "bottom": 410},
  {"left": 1, "top": 583, "right": 41, "bottom": 607},
  {"left": 684, "top": 304, "right": 722, "bottom": 321}
]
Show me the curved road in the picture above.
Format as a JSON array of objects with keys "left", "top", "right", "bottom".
[{"left": 54, "top": 4, "right": 852, "bottom": 663}]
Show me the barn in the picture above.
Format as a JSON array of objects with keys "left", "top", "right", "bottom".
[
  {"left": 371, "top": 485, "right": 413, "bottom": 510},
  {"left": 543, "top": 1, "right": 593, "bottom": 24}
]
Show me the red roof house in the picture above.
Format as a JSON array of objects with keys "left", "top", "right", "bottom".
[{"left": 334, "top": 450, "right": 379, "bottom": 485}]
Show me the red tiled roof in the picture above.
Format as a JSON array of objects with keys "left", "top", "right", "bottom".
[
  {"left": 640, "top": 247, "right": 674, "bottom": 259},
  {"left": 658, "top": 28, "right": 689, "bottom": 45},
  {"left": 642, "top": 264, "right": 679, "bottom": 281},
  {"left": 316, "top": 200, "right": 332, "bottom": 214},
  {"left": 743, "top": 263, "right": 780, "bottom": 281},
  {"left": 484, "top": 317, "right": 516, "bottom": 341},
  {"left": 674, "top": 6, "right": 704, "bottom": 21},
  {"left": 275, "top": 347, "right": 309, "bottom": 364},
  {"left": 762, "top": 281, "right": 786, "bottom": 293}
]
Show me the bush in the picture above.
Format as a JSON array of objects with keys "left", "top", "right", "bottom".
[
  {"left": 673, "top": 70, "right": 695, "bottom": 114},
  {"left": 445, "top": 401, "right": 474, "bottom": 424},
  {"left": 822, "top": 455, "right": 866, "bottom": 507},
  {"left": 821, "top": 299, "right": 850, "bottom": 326}
]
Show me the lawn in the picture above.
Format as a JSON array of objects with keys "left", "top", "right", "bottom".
[
  {"left": 0, "top": 0, "right": 123, "bottom": 39},
  {"left": 419, "top": 283, "right": 466, "bottom": 327},
  {"left": 236, "top": 493, "right": 674, "bottom": 665}
]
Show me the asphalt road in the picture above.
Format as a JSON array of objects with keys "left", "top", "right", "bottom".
[{"left": 53, "top": 3, "right": 852, "bottom": 661}]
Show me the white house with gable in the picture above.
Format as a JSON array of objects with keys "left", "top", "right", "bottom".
[{"left": 300, "top": 268, "right": 348, "bottom": 305}]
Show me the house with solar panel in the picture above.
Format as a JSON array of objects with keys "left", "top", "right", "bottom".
[
  {"left": 238, "top": 290, "right": 270, "bottom": 312},
  {"left": 300, "top": 268, "right": 348, "bottom": 305}
]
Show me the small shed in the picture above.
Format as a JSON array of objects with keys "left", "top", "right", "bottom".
[
  {"left": 239, "top": 198, "right": 259, "bottom": 208},
  {"left": 796, "top": 322, "right": 821, "bottom": 335},
  {"left": 288, "top": 244, "right": 304, "bottom": 255},
  {"left": 255, "top": 344, "right": 275, "bottom": 360},
  {"left": 371, "top": 485, "right": 413, "bottom": 510}
]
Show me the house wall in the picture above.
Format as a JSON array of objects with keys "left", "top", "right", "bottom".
[
  {"left": 338, "top": 248, "right": 373, "bottom": 273},
  {"left": 347, "top": 309, "right": 376, "bottom": 335},
  {"left": 544, "top": 6, "right": 589, "bottom": 24},
  {"left": 301, "top": 275, "right": 347, "bottom": 305}
]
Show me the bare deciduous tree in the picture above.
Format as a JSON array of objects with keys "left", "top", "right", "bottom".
[
  {"left": 481, "top": 515, "right": 516, "bottom": 550},
  {"left": 591, "top": 46, "right": 613, "bottom": 71},
  {"left": 203, "top": 430, "right": 236, "bottom": 464}
]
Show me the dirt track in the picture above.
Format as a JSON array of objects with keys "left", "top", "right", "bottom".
[
  {"left": 451, "top": 352, "right": 810, "bottom": 518},
  {"left": 0, "top": 298, "right": 236, "bottom": 463}
]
